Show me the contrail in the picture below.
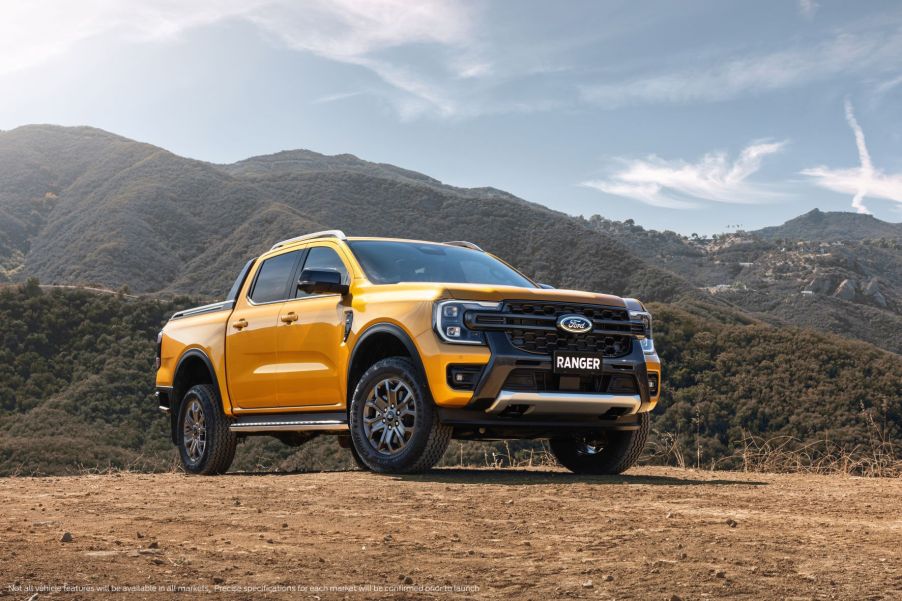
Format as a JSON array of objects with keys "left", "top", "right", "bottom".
[{"left": 843, "top": 98, "right": 872, "bottom": 214}]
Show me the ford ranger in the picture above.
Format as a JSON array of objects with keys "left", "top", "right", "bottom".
[{"left": 154, "top": 231, "right": 661, "bottom": 474}]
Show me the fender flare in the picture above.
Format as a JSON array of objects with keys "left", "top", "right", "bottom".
[
  {"left": 347, "top": 323, "right": 428, "bottom": 397},
  {"left": 173, "top": 348, "right": 220, "bottom": 397},
  {"left": 170, "top": 348, "right": 221, "bottom": 442}
]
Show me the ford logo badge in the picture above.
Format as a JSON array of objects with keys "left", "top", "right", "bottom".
[{"left": 557, "top": 314, "right": 593, "bottom": 334}]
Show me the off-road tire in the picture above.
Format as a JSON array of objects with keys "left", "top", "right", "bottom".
[
  {"left": 176, "top": 384, "right": 237, "bottom": 475},
  {"left": 349, "top": 357, "right": 452, "bottom": 474},
  {"left": 550, "top": 412, "right": 649, "bottom": 475},
  {"left": 348, "top": 443, "right": 369, "bottom": 471}
]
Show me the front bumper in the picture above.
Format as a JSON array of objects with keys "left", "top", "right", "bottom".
[{"left": 437, "top": 331, "right": 656, "bottom": 438}]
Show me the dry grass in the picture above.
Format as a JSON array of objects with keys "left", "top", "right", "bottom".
[
  {"left": 729, "top": 433, "right": 901, "bottom": 478},
  {"left": 647, "top": 403, "right": 902, "bottom": 478}
]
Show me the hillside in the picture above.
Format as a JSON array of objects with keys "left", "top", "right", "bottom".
[
  {"left": 756, "top": 208, "right": 902, "bottom": 242},
  {"left": 3, "top": 125, "right": 899, "bottom": 353},
  {"left": 587, "top": 215, "right": 902, "bottom": 353},
  {"left": 3, "top": 469, "right": 901, "bottom": 600},
  {"left": 0, "top": 284, "right": 897, "bottom": 476},
  {"left": 0, "top": 125, "right": 688, "bottom": 302}
]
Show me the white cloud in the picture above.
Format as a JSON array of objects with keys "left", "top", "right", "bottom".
[
  {"left": 874, "top": 72, "right": 902, "bottom": 96},
  {"left": 799, "top": 0, "right": 819, "bottom": 19},
  {"left": 455, "top": 61, "right": 493, "bottom": 79},
  {"left": 580, "top": 30, "right": 902, "bottom": 108},
  {"left": 311, "top": 91, "right": 366, "bottom": 105},
  {"left": 801, "top": 99, "right": 902, "bottom": 213},
  {"left": 582, "top": 141, "right": 787, "bottom": 210},
  {"left": 4, "top": 2, "right": 902, "bottom": 123},
  {"left": 0, "top": 0, "right": 257, "bottom": 76},
  {"left": 0, "top": 0, "right": 474, "bottom": 117}
]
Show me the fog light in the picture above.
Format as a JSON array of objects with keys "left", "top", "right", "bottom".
[
  {"left": 446, "top": 326, "right": 461, "bottom": 337},
  {"left": 648, "top": 373, "right": 660, "bottom": 395},
  {"left": 447, "top": 365, "right": 483, "bottom": 390},
  {"left": 443, "top": 305, "right": 459, "bottom": 318}
]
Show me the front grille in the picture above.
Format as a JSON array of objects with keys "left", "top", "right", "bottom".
[
  {"left": 509, "top": 329, "right": 631, "bottom": 355},
  {"left": 497, "top": 301, "right": 634, "bottom": 357},
  {"left": 504, "top": 301, "right": 629, "bottom": 322}
]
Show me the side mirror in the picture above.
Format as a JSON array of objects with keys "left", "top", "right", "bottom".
[
  {"left": 538, "top": 283, "right": 555, "bottom": 289},
  {"left": 298, "top": 269, "right": 349, "bottom": 295}
]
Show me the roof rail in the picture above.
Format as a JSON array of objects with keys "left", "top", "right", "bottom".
[
  {"left": 270, "top": 229, "right": 347, "bottom": 251},
  {"left": 443, "top": 240, "right": 484, "bottom": 252}
]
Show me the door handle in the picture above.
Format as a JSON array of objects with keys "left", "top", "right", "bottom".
[
  {"left": 232, "top": 318, "right": 248, "bottom": 330},
  {"left": 280, "top": 312, "right": 298, "bottom": 324}
]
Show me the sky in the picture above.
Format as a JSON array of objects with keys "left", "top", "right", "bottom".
[{"left": 1, "top": 0, "right": 901, "bottom": 235}]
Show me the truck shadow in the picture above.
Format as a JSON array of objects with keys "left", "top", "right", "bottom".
[
  {"left": 391, "top": 468, "right": 767, "bottom": 487},
  {"left": 227, "top": 468, "right": 766, "bottom": 487}
]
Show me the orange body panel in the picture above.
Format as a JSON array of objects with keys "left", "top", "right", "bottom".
[{"left": 156, "top": 237, "right": 662, "bottom": 415}]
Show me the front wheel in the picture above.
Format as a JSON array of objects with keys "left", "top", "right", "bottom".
[
  {"left": 349, "top": 357, "right": 452, "bottom": 474},
  {"left": 176, "top": 384, "right": 237, "bottom": 475},
  {"left": 550, "top": 412, "right": 649, "bottom": 475}
]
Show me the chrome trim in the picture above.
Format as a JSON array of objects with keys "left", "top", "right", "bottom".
[
  {"left": 443, "top": 240, "right": 484, "bottom": 252},
  {"left": 171, "top": 300, "right": 235, "bottom": 320},
  {"left": 158, "top": 405, "right": 171, "bottom": 414},
  {"left": 245, "top": 291, "right": 343, "bottom": 307},
  {"left": 270, "top": 229, "right": 347, "bottom": 251},
  {"left": 229, "top": 420, "right": 348, "bottom": 433},
  {"left": 556, "top": 314, "right": 593, "bottom": 334},
  {"left": 244, "top": 297, "right": 289, "bottom": 307},
  {"left": 486, "top": 391, "right": 641, "bottom": 416}
]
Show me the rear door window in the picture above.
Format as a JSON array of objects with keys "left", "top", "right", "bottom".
[{"left": 249, "top": 251, "right": 302, "bottom": 303}]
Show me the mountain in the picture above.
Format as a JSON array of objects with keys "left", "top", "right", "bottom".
[
  {"left": 0, "top": 125, "right": 688, "bottom": 302},
  {"left": 2, "top": 125, "right": 900, "bottom": 353},
  {"left": 587, "top": 215, "right": 902, "bottom": 353},
  {"left": 756, "top": 208, "right": 902, "bottom": 242}
]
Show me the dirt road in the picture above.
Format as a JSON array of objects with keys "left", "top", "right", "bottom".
[{"left": 1, "top": 467, "right": 900, "bottom": 600}]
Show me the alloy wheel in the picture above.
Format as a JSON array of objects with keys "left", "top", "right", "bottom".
[
  {"left": 362, "top": 377, "right": 417, "bottom": 455},
  {"left": 183, "top": 398, "right": 207, "bottom": 463}
]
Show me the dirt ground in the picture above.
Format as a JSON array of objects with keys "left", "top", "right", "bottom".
[{"left": 0, "top": 467, "right": 900, "bottom": 600}]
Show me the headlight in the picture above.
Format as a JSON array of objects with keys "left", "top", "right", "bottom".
[
  {"left": 434, "top": 300, "right": 500, "bottom": 345},
  {"left": 629, "top": 310, "right": 655, "bottom": 355}
]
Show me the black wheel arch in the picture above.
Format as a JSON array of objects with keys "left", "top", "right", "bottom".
[
  {"left": 347, "top": 323, "right": 428, "bottom": 407},
  {"left": 170, "top": 349, "right": 221, "bottom": 444}
]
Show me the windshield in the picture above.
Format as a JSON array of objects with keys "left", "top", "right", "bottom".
[{"left": 348, "top": 240, "right": 536, "bottom": 288}]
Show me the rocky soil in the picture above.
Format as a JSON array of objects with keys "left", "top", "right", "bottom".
[{"left": 1, "top": 467, "right": 900, "bottom": 600}]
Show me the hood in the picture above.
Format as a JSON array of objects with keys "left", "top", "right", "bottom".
[
  {"left": 357, "top": 281, "right": 626, "bottom": 307},
  {"left": 442, "top": 283, "right": 626, "bottom": 306}
]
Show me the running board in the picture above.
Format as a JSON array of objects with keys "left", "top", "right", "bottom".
[{"left": 230, "top": 411, "right": 348, "bottom": 433}]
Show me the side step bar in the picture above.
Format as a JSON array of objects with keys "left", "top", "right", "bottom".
[{"left": 230, "top": 411, "right": 348, "bottom": 433}]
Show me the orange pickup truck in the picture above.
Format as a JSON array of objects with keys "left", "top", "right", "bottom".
[{"left": 155, "top": 231, "right": 661, "bottom": 474}]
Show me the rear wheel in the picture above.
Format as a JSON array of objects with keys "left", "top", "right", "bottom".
[
  {"left": 349, "top": 357, "right": 451, "bottom": 474},
  {"left": 176, "top": 384, "right": 237, "bottom": 475},
  {"left": 550, "top": 412, "right": 649, "bottom": 475}
]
